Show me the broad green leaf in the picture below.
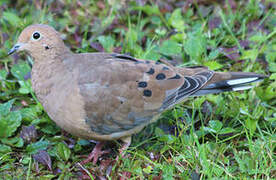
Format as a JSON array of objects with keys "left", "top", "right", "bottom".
[
  {"left": 18, "top": 80, "right": 32, "bottom": 94},
  {"left": 3, "top": 11, "right": 21, "bottom": 27},
  {"left": 135, "top": 5, "right": 160, "bottom": 16},
  {"left": 143, "top": 43, "right": 161, "bottom": 60},
  {"left": 184, "top": 33, "right": 206, "bottom": 61},
  {"left": 155, "top": 28, "right": 166, "bottom": 36},
  {"left": 151, "top": 16, "right": 162, "bottom": 25},
  {"left": 240, "top": 49, "right": 258, "bottom": 61},
  {"left": 97, "top": 35, "right": 115, "bottom": 52},
  {"left": 270, "top": 73, "right": 276, "bottom": 80},
  {"left": 0, "top": 144, "right": 12, "bottom": 154},
  {"left": 159, "top": 40, "right": 182, "bottom": 56},
  {"left": 20, "top": 106, "right": 41, "bottom": 122},
  {"left": 168, "top": 9, "right": 185, "bottom": 31},
  {"left": 0, "top": 99, "right": 15, "bottom": 117},
  {"left": 162, "top": 164, "right": 174, "bottom": 180},
  {"left": 155, "top": 127, "right": 165, "bottom": 136},
  {"left": 249, "top": 33, "right": 265, "bottom": 43},
  {"left": 203, "top": 127, "right": 216, "bottom": 133},
  {"left": 208, "top": 49, "right": 220, "bottom": 60},
  {"left": 266, "top": 51, "right": 276, "bottom": 63},
  {"left": 39, "top": 119, "right": 61, "bottom": 135},
  {"left": 143, "top": 50, "right": 161, "bottom": 61},
  {"left": 0, "top": 0, "right": 9, "bottom": 6},
  {"left": 209, "top": 120, "right": 223, "bottom": 133},
  {"left": 219, "top": 127, "right": 235, "bottom": 134},
  {"left": 0, "top": 69, "right": 8, "bottom": 80},
  {"left": 203, "top": 60, "right": 223, "bottom": 70},
  {"left": 21, "top": 155, "right": 31, "bottom": 165},
  {"left": 10, "top": 61, "right": 31, "bottom": 80},
  {"left": 170, "top": 33, "right": 186, "bottom": 42},
  {"left": 263, "top": 86, "right": 276, "bottom": 100},
  {"left": 0, "top": 111, "right": 22, "bottom": 138},
  {"left": 1, "top": 137, "right": 24, "bottom": 148},
  {"left": 143, "top": 165, "right": 153, "bottom": 174},
  {"left": 255, "top": 86, "right": 276, "bottom": 101},
  {"left": 57, "top": 142, "right": 71, "bottom": 161},
  {"left": 26, "top": 140, "right": 49, "bottom": 154},
  {"left": 193, "top": 97, "right": 206, "bottom": 109},
  {"left": 77, "top": 139, "right": 91, "bottom": 146},
  {"left": 268, "top": 62, "right": 276, "bottom": 72}
]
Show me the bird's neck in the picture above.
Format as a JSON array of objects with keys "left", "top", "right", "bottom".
[{"left": 31, "top": 51, "right": 73, "bottom": 99}]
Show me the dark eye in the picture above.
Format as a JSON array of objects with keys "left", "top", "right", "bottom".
[{"left": 32, "top": 32, "right": 40, "bottom": 40}]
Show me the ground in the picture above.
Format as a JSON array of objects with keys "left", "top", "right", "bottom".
[{"left": 0, "top": 0, "right": 275, "bottom": 179}]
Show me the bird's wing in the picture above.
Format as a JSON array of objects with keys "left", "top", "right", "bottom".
[{"left": 72, "top": 53, "right": 213, "bottom": 135}]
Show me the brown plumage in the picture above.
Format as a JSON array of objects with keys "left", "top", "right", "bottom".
[{"left": 8, "top": 24, "right": 267, "bottom": 163}]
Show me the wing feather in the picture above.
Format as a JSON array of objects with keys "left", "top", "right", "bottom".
[
  {"left": 74, "top": 53, "right": 213, "bottom": 135},
  {"left": 160, "top": 71, "right": 214, "bottom": 110}
]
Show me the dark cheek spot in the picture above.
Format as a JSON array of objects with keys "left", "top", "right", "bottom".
[
  {"left": 143, "top": 89, "right": 152, "bottom": 97},
  {"left": 156, "top": 73, "right": 166, "bottom": 80},
  {"left": 138, "top": 81, "right": 147, "bottom": 88},
  {"left": 45, "top": 46, "right": 50, "bottom": 50}
]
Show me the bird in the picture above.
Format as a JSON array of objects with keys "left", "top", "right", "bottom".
[{"left": 7, "top": 24, "right": 267, "bottom": 164}]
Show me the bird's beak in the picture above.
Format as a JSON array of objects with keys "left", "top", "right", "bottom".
[{"left": 8, "top": 43, "right": 23, "bottom": 55}]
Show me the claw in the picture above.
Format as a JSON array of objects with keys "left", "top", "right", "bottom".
[
  {"left": 81, "top": 141, "right": 110, "bottom": 165},
  {"left": 116, "top": 136, "right": 131, "bottom": 161}
]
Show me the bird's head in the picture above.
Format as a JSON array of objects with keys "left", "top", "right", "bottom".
[{"left": 8, "top": 24, "right": 68, "bottom": 60}]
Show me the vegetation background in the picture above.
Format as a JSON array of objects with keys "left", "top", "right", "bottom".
[{"left": 0, "top": 0, "right": 275, "bottom": 179}]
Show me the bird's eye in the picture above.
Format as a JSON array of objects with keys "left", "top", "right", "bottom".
[{"left": 32, "top": 32, "right": 41, "bottom": 40}]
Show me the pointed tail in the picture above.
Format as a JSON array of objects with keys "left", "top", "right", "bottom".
[{"left": 192, "top": 72, "right": 267, "bottom": 96}]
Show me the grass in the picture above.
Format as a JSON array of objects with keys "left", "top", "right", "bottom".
[{"left": 0, "top": 0, "right": 275, "bottom": 179}]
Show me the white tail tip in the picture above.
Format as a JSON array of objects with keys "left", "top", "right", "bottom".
[
  {"left": 233, "top": 85, "right": 253, "bottom": 91},
  {"left": 226, "top": 77, "right": 259, "bottom": 86}
]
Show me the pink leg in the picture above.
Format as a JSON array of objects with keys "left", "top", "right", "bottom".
[
  {"left": 116, "top": 136, "right": 131, "bottom": 161},
  {"left": 81, "top": 141, "right": 110, "bottom": 165}
]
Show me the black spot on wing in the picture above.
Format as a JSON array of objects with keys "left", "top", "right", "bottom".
[
  {"left": 156, "top": 73, "right": 166, "bottom": 80},
  {"left": 143, "top": 89, "right": 152, "bottom": 97},
  {"left": 146, "top": 68, "right": 155, "bottom": 75},
  {"left": 138, "top": 81, "right": 147, "bottom": 88},
  {"left": 162, "top": 66, "right": 169, "bottom": 70},
  {"left": 168, "top": 74, "right": 181, "bottom": 80}
]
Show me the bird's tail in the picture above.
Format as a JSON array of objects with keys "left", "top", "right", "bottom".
[{"left": 192, "top": 71, "right": 267, "bottom": 96}]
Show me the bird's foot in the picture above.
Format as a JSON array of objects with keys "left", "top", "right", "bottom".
[
  {"left": 116, "top": 136, "right": 131, "bottom": 161},
  {"left": 80, "top": 141, "right": 110, "bottom": 165}
]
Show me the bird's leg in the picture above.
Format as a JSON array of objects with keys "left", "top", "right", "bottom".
[
  {"left": 81, "top": 141, "right": 110, "bottom": 165},
  {"left": 116, "top": 136, "right": 131, "bottom": 160}
]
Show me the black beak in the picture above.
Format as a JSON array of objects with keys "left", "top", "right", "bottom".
[{"left": 8, "top": 44, "right": 20, "bottom": 55}]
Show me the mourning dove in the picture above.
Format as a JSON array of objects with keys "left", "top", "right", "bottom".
[{"left": 8, "top": 24, "right": 266, "bottom": 164}]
